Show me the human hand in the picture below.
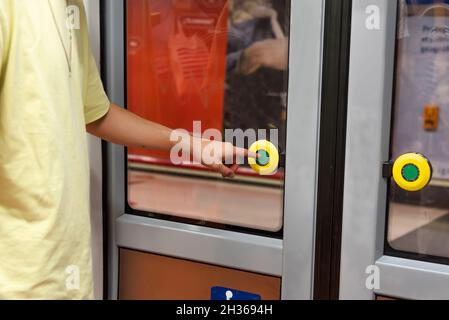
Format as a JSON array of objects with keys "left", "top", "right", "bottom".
[
  {"left": 194, "top": 138, "right": 256, "bottom": 178},
  {"left": 239, "top": 38, "right": 289, "bottom": 74}
]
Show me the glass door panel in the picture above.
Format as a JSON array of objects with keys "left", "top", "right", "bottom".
[{"left": 126, "top": 0, "right": 291, "bottom": 234}]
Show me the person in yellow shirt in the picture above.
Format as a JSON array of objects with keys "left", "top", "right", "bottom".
[{"left": 0, "top": 0, "right": 249, "bottom": 299}]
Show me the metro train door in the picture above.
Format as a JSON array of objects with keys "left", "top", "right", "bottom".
[
  {"left": 341, "top": 0, "right": 449, "bottom": 299},
  {"left": 102, "top": 0, "right": 324, "bottom": 300}
]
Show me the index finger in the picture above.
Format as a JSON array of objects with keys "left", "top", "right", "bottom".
[{"left": 233, "top": 146, "right": 258, "bottom": 159}]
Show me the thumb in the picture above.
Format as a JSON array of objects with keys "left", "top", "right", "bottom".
[
  {"left": 233, "top": 146, "right": 257, "bottom": 159},
  {"left": 211, "top": 163, "right": 235, "bottom": 178}
]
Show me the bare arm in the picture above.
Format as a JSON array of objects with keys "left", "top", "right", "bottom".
[
  {"left": 86, "top": 104, "right": 252, "bottom": 177},
  {"left": 237, "top": 7, "right": 288, "bottom": 75},
  {"left": 86, "top": 104, "right": 175, "bottom": 151}
]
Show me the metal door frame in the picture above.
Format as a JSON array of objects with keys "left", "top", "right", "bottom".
[
  {"left": 340, "top": 0, "right": 449, "bottom": 300},
  {"left": 313, "top": 0, "right": 352, "bottom": 300},
  {"left": 102, "top": 0, "right": 325, "bottom": 300}
]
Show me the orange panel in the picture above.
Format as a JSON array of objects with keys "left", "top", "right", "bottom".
[
  {"left": 127, "top": 0, "right": 228, "bottom": 159},
  {"left": 423, "top": 105, "right": 439, "bottom": 131},
  {"left": 119, "top": 249, "right": 281, "bottom": 300}
]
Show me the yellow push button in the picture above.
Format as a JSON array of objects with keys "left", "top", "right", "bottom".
[
  {"left": 248, "top": 140, "right": 280, "bottom": 175},
  {"left": 392, "top": 153, "right": 432, "bottom": 192}
]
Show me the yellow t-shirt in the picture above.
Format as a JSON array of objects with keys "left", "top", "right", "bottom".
[{"left": 0, "top": 0, "right": 110, "bottom": 299}]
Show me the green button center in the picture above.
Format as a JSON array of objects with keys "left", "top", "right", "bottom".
[
  {"left": 402, "top": 164, "right": 420, "bottom": 182},
  {"left": 256, "top": 150, "right": 270, "bottom": 166}
]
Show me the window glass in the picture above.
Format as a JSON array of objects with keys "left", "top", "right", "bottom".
[
  {"left": 126, "top": 0, "right": 290, "bottom": 234},
  {"left": 387, "top": 0, "right": 449, "bottom": 260}
]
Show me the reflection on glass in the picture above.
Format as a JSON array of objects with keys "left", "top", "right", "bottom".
[
  {"left": 126, "top": 0, "right": 290, "bottom": 233},
  {"left": 387, "top": 0, "right": 449, "bottom": 259}
]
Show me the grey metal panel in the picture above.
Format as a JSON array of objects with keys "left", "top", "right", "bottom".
[
  {"left": 103, "top": 0, "right": 126, "bottom": 300},
  {"left": 339, "top": 0, "right": 398, "bottom": 300},
  {"left": 117, "top": 215, "right": 283, "bottom": 276},
  {"left": 84, "top": 0, "right": 101, "bottom": 65},
  {"left": 85, "top": 0, "right": 104, "bottom": 300},
  {"left": 281, "top": 0, "right": 325, "bottom": 300},
  {"left": 376, "top": 256, "right": 449, "bottom": 300}
]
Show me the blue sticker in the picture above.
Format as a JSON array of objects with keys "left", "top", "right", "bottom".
[{"left": 211, "top": 287, "right": 261, "bottom": 301}]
